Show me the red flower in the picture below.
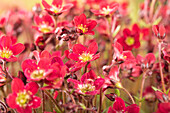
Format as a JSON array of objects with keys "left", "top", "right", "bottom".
[
  {"left": 42, "top": 0, "right": 73, "bottom": 16},
  {"left": 103, "top": 66, "right": 121, "bottom": 90},
  {"left": 117, "top": 24, "right": 140, "bottom": 50},
  {"left": 67, "top": 70, "right": 105, "bottom": 95},
  {"left": 22, "top": 58, "right": 53, "bottom": 81},
  {"left": 156, "top": 102, "right": 170, "bottom": 113},
  {"left": 136, "top": 53, "right": 156, "bottom": 70},
  {"left": 91, "top": 2, "right": 119, "bottom": 17},
  {"left": 112, "top": 41, "right": 135, "bottom": 64},
  {"left": 152, "top": 25, "right": 166, "bottom": 40},
  {"left": 108, "top": 97, "right": 139, "bottom": 113},
  {"left": 69, "top": 41, "right": 100, "bottom": 68},
  {"left": 0, "top": 35, "right": 25, "bottom": 62},
  {"left": 73, "top": 13, "right": 97, "bottom": 35},
  {"left": 6, "top": 78, "right": 41, "bottom": 113},
  {"left": 33, "top": 14, "right": 55, "bottom": 34}
]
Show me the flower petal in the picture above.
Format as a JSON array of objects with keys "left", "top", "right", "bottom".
[
  {"left": 12, "top": 78, "right": 24, "bottom": 93},
  {"left": 25, "top": 82, "right": 39, "bottom": 95},
  {"left": 11, "top": 43, "right": 25, "bottom": 55}
]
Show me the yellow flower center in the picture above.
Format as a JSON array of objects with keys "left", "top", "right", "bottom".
[
  {"left": 39, "top": 22, "right": 53, "bottom": 33},
  {"left": 125, "top": 37, "right": 135, "bottom": 46},
  {"left": 78, "top": 24, "right": 88, "bottom": 33},
  {"left": 30, "top": 69, "right": 45, "bottom": 79},
  {"left": 78, "top": 84, "right": 95, "bottom": 93},
  {"left": 50, "top": 5, "right": 62, "bottom": 14},
  {"left": 0, "top": 48, "right": 13, "bottom": 58},
  {"left": 16, "top": 91, "right": 30, "bottom": 107},
  {"left": 101, "top": 6, "right": 113, "bottom": 15},
  {"left": 79, "top": 53, "right": 93, "bottom": 62}
]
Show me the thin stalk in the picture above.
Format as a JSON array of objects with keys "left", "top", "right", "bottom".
[
  {"left": 44, "top": 90, "right": 63, "bottom": 113},
  {"left": 139, "top": 71, "right": 147, "bottom": 109},
  {"left": 158, "top": 42, "right": 166, "bottom": 93},
  {"left": 149, "top": 0, "right": 156, "bottom": 20},
  {"left": 122, "top": 87, "right": 135, "bottom": 104},
  {"left": 84, "top": 62, "right": 90, "bottom": 74},
  {"left": 41, "top": 90, "right": 45, "bottom": 113},
  {"left": 98, "top": 88, "right": 102, "bottom": 113}
]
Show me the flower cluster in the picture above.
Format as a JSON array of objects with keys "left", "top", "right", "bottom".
[{"left": 0, "top": 0, "right": 169, "bottom": 113}]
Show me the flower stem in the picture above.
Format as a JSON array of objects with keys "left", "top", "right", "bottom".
[
  {"left": 139, "top": 71, "right": 147, "bottom": 109},
  {"left": 44, "top": 90, "right": 63, "bottom": 113},
  {"left": 41, "top": 90, "right": 45, "bottom": 113},
  {"left": 158, "top": 42, "right": 166, "bottom": 93},
  {"left": 122, "top": 87, "right": 135, "bottom": 104},
  {"left": 98, "top": 88, "right": 102, "bottom": 113}
]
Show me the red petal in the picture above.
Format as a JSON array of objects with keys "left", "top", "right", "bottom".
[
  {"left": 42, "top": 0, "right": 51, "bottom": 9},
  {"left": 152, "top": 25, "right": 159, "bottom": 35},
  {"left": 33, "top": 50, "right": 40, "bottom": 62},
  {"left": 0, "top": 36, "right": 12, "bottom": 48},
  {"left": 94, "top": 78, "right": 105, "bottom": 90},
  {"left": 30, "top": 96, "right": 41, "bottom": 108},
  {"left": 12, "top": 78, "right": 24, "bottom": 93},
  {"left": 74, "top": 14, "right": 86, "bottom": 26},
  {"left": 87, "top": 41, "right": 98, "bottom": 54},
  {"left": 113, "top": 97, "right": 125, "bottom": 111},
  {"left": 73, "top": 44, "right": 87, "bottom": 54},
  {"left": 87, "top": 20, "right": 97, "bottom": 31},
  {"left": 22, "top": 59, "right": 37, "bottom": 72},
  {"left": 108, "top": 106, "right": 116, "bottom": 113},
  {"left": 11, "top": 43, "right": 25, "bottom": 55},
  {"left": 159, "top": 25, "right": 166, "bottom": 37},
  {"left": 62, "top": 4, "right": 74, "bottom": 11},
  {"left": 25, "top": 82, "right": 39, "bottom": 95},
  {"left": 38, "top": 58, "right": 51, "bottom": 69},
  {"left": 6, "top": 93, "right": 17, "bottom": 108},
  {"left": 145, "top": 53, "right": 156, "bottom": 65},
  {"left": 123, "top": 28, "right": 131, "bottom": 36},
  {"left": 125, "top": 104, "right": 140, "bottom": 113},
  {"left": 53, "top": 91, "right": 58, "bottom": 99},
  {"left": 52, "top": 0, "right": 62, "bottom": 7}
]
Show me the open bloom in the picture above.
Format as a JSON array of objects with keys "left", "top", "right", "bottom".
[
  {"left": 33, "top": 14, "right": 55, "bottom": 34},
  {"left": 67, "top": 70, "right": 105, "bottom": 95},
  {"left": 108, "top": 97, "right": 139, "bottom": 113},
  {"left": 6, "top": 78, "right": 41, "bottom": 113},
  {"left": 22, "top": 58, "right": 53, "bottom": 81},
  {"left": 112, "top": 41, "right": 135, "bottom": 64},
  {"left": 73, "top": 13, "right": 97, "bottom": 35},
  {"left": 0, "top": 35, "right": 25, "bottom": 62},
  {"left": 117, "top": 24, "right": 140, "bottom": 50},
  {"left": 42, "top": 0, "right": 73, "bottom": 16},
  {"left": 91, "top": 2, "right": 119, "bottom": 17},
  {"left": 69, "top": 41, "right": 100, "bottom": 68}
]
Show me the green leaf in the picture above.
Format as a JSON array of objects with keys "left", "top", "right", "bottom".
[
  {"left": 166, "top": 88, "right": 170, "bottom": 94},
  {"left": 79, "top": 103, "right": 86, "bottom": 110},
  {"left": 152, "top": 16, "right": 162, "bottom": 25},
  {"left": 134, "top": 96, "right": 139, "bottom": 101},
  {"left": 151, "top": 86, "right": 162, "bottom": 92},
  {"left": 114, "top": 89, "right": 120, "bottom": 96},
  {"left": 112, "top": 25, "right": 121, "bottom": 37}
]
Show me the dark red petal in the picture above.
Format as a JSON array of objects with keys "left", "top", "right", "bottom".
[
  {"left": 68, "top": 53, "right": 79, "bottom": 61},
  {"left": 87, "top": 41, "right": 98, "bottom": 54},
  {"left": 94, "top": 78, "right": 105, "bottom": 90},
  {"left": 25, "top": 82, "right": 39, "bottom": 95},
  {"left": 53, "top": 91, "right": 58, "bottom": 99},
  {"left": 42, "top": 0, "right": 51, "bottom": 9},
  {"left": 52, "top": 0, "right": 62, "bottom": 7},
  {"left": 12, "top": 78, "right": 24, "bottom": 93},
  {"left": 6, "top": 93, "right": 17, "bottom": 108},
  {"left": 0, "top": 36, "right": 12, "bottom": 48},
  {"left": 87, "top": 20, "right": 97, "bottom": 31},
  {"left": 51, "top": 57, "right": 64, "bottom": 65},
  {"left": 125, "top": 104, "right": 140, "bottom": 113},
  {"left": 123, "top": 28, "right": 131, "bottom": 36},
  {"left": 11, "top": 43, "right": 25, "bottom": 55},
  {"left": 113, "top": 97, "right": 125, "bottom": 111},
  {"left": 73, "top": 44, "right": 87, "bottom": 54}
]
